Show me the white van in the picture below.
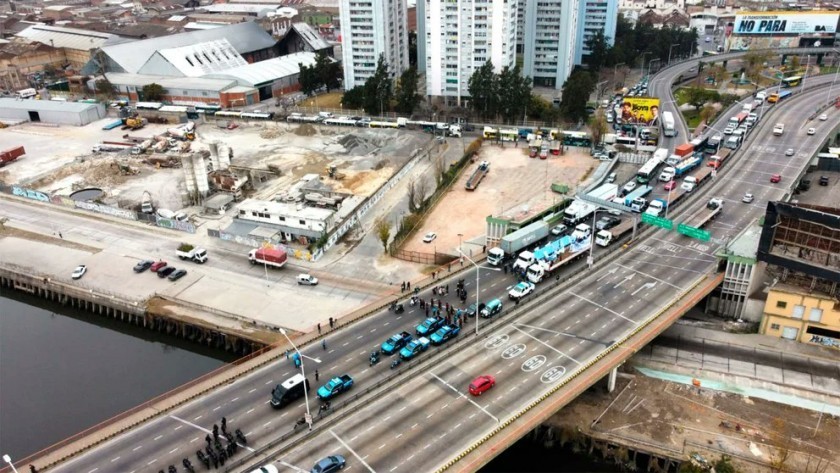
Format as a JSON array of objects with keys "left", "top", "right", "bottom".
[{"left": 659, "top": 167, "right": 675, "bottom": 182}]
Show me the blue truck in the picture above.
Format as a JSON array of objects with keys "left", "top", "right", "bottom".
[
  {"left": 430, "top": 325, "right": 461, "bottom": 345},
  {"left": 381, "top": 331, "right": 412, "bottom": 355},
  {"left": 416, "top": 316, "right": 445, "bottom": 337},
  {"left": 317, "top": 375, "right": 354, "bottom": 400},
  {"left": 673, "top": 156, "right": 702, "bottom": 178},
  {"left": 399, "top": 337, "right": 430, "bottom": 360},
  {"left": 623, "top": 185, "right": 653, "bottom": 207}
]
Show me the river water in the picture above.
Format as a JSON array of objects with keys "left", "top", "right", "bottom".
[{"left": 0, "top": 291, "right": 232, "bottom": 460}]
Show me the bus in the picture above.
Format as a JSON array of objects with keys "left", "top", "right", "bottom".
[
  {"left": 369, "top": 120, "right": 399, "bottom": 129},
  {"left": 662, "top": 111, "right": 676, "bottom": 137},
  {"left": 767, "top": 90, "right": 793, "bottom": 103},
  {"left": 781, "top": 76, "right": 802, "bottom": 88},
  {"left": 615, "top": 135, "right": 637, "bottom": 148},
  {"left": 562, "top": 131, "right": 592, "bottom": 148},
  {"left": 16, "top": 88, "right": 37, "bottom": 99},
  {"left": 195, "top": 103, "right": 222, "bottom": 114},
  {"left": 482, "top": 126, "right": 498, "bottom": 140},
  {"left": 135, "top": 102, "right": 163, "bottom": 110},
  {"left": 636, "top": 148, "right": 668, "bottom": 183}
]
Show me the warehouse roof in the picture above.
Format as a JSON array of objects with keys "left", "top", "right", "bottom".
[
  {"left": 105, "top": 72, "right": 238, "bottom": 91},
  {"left": 16, "top": 24, "right": 123, "bottom": 50},
  {"left": 0, "top": 97, "right": 101, "bottom": 113},
  {"left": 204, "top": 51, "right": 317, "bottom": 86},
  {"left": 140, "top": 39, "right": 248, "bottom": 77},
  {"left": 291, "top": 22, "right": 330, "bottom": 51},
  {"left": 100, "top": 21, "right": 275, "bottom": 74}
]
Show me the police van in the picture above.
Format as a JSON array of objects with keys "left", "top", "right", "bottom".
[{"left": 270, "top": 373, "right": 310, "bottom": 408}]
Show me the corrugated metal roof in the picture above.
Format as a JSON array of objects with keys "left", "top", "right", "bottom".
[
  {"left": 153, "top": 39, "right": 248, "bottom": 77},
  {"left": 105, "top": 72, "right": 238, "bottom": 91},
  {"left": 16, "top": 24, "right": 121, "bottom": 51},
  {"left": 292, "top": 22, "right": 330, "bottom": 51},
  {"left": 203, "top": 51, "right": 317, "bottom": 86},
  {"left": 0, "top": 97, "right": 102, "bottom": 113},
  {"left": 183, "top": 22, "right": 226, "bottom": 30},
  {"left": 100, "top": 21, "right": 276, "bottom": 74}
]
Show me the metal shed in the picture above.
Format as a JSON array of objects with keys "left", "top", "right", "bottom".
[{"left": 0, "top": 98, "right": 106, "bottom": 126}]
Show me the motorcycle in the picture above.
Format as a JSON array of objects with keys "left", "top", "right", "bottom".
[
  {"left": 390, "top": 358, "right": 401, "bottom": 369},
  {"left": 168, "top": 465, "right": 177, "bottom": 473},
  {"left": 235, "top": 428, "right": 247, "bottom": 444},
  {"left": 369, "top": 350, "right": 381, "bottom": 366},
  {"left": 394, "top": 303, "right": 404, "bottom": 314},
  {"left": 196, "top": 450, "right": 209, "bottom": 469},
  {"left": 182, "top": 458, "right": 195, "bottom": 473},
  {"left": 294, "top": 417, "right": 307, "bottom": 430}
]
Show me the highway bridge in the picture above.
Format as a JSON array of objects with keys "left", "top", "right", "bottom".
[{"left": 23, "top": 48, "right": 840, "bottom": 473}]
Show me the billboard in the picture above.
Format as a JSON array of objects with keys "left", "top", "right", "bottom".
[
  {"left": 618, "top": 97, "right": 660, "bottom": 126},
  {"left": 733, "top": 11, "right": 839, "bottom": 35}
]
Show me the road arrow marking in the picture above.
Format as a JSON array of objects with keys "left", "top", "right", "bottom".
[
  {"left": 613, "top": 273, "right": 634, "bottom": 289},
  {"left": 632, "top": 282, "right": 657, "bottom": 296},
  {"left": 597, "top": 267, "right": 618, "bottom": 281}
]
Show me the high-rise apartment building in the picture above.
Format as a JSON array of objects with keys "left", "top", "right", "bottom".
[
  {"left": 340, "top": 0, "right": 410, "bottom": 90},
  {"left": 523, "top": 0, "right": 580, "bottom": 89},
  {"left": 418, "top": 0, "right": 518, "bottom": 104},
  {"left": 575, "top": 0, "right": 617, "bottom": 64}
]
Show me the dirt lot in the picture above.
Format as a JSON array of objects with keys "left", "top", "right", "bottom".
[
  {"left": 557, "top": 374, "right": 840, "bottom": 472},
  {"left": 402, "top": 145, "right": 596, "bottom": 255}
]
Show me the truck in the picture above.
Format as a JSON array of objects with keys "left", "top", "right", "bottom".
[
  {"left": 176, "top": 243, "right": 208, "bottom": 263},
  {"left": 562, "top": 199, "right": 598, "bottom": 227},
  {"left": 623, "top": 185, "right": 653, "bottom": 207},
  {"left": 644, "top": 198, "right": 667, "bottom": 217},
  {"left": 680, "top": 166, "right": 714, "bottom": 192},
  {"left": 704, "top": 135, "right": 722, "bottom": 154},
  {"left": 707, "top": 148, "right": 731, "bottom": 170},
  {"left": 248, "top": 247, "right": 287, "bottom": 269},
  {"left": 416, "top": 316, "right": 445, "bottom": 337},
  {"left": 465, "top": 161, "right": 490, "bottom": 191},
  {"left": 526, "top": 235, "right": 591, "bottom": 283},
  {"left": 487, "top": 247, "right": 505, "bottom": 266},
  {"left": 673, "top": 155, "right": 702, "bottom": 178},
  {"left": 727, "top": 112, "right": 748, "bottom": 128},
  {"left": 587, "top": 183, "right": 619, "bottom": 203},
  {"left": 399, "top": 337, "right": 430, "bottom": 360},
  {"left": 381, "top": 331, "right": 412, "bottom": 355},
  {"left": 317, "top": 375, "right": 354, "bottom": 400},
  {"left": 685, "top": 198, "right": 723, "bottom": 229},
  {"left": 662, "top": 111, "right": 676, "bottom": 137},
  {"left": 499, "top": 221, "right": 550, "bottom": 255},
  {"left": 674, "top": 143, "right": 694, "bottom": 158},
  {"left": 0, "top": 146, "right": 25, "bottom": 166},
  {"left": 595, "top": 218, "right": 635, "bottom": 247},
  {"left": 570, "top": 223, "right": 592, "bottom": 241},
  {"left": 773, "top": 123, "right": 785, "bottom": 136},
  {"left": 513, "top": 250, "right": 537, "bottom": 272}
]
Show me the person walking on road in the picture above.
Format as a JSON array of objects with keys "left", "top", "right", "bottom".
[
  {"left": 317, "top": 323, "right": 321, "bottom": 334},
  {"left": 315, "top": 369, "right": 319, "bottom": 381},
  {"left": 322, "top": 339, "right": 327, "bottom": 350},
  {"left": 221, "top": 417, "right": 227, "bottom": 433}
]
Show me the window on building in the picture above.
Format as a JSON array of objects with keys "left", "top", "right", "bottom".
[
  {"left": 278, "top": 216, "right": 285, "bottom": 221},
  {"left": 770, "top": 323, "right": 780, "bottom": 330},
  {"left": 299, "top": 220, "right": 306, "bottom": 225},
  {"left": 776, "top": 301, "right": 787, "bottom": 309},
  {"left": 792, "top": 304, "right": 805, "bottom": 319},
  {"left": 808, "top": 308, "right": 823, "bottom": 323}
]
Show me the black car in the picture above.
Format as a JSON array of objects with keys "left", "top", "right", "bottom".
[
  {"left": 133, "top": 260, "right": 154, "bottom": 273},
  {"left": 596, "top": 216, "right": 621, "bottom": 230},
  {"left": 157, "top": 266, "right": 177, "bottom": 278},
  {"left": 462, "top": 123, "right": 475, "bottom": 132},
  {"left": 168, "top": 269, "right": 187, "bottom": 281},
  {"left": 465, "top": 303, "right": 485, "bottom": 318},
  {"left": 819, "top": 176, "right": 829, "bottom": 186}
]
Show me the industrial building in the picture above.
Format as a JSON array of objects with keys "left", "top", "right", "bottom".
[
  {"left": 0, "top": 98, "right": 106, "bottom": 125},
  {"left": 339, "top": 0, "right": 409, "bottom": 89},
  {"left": 417, "top": 0, "right": 518, "bottom": 105}
]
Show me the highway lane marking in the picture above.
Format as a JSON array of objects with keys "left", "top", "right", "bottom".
[
  {"left": 110, "top": 456, "right": 120, "bottom": 462},
  {"left": 615, "top": 263, "right": 684, "bottom": 289},
  {"left": 330, "top": 365, "right": 338, "bottom": 371},
  {"left": 154, "top": 435, "right": 163, "bottom": 441},
  {"left": 430, "top": 372, "right": 499, "bottom": 423},
  {"left": 213, "top": 406, "right": 221, "bottom": 411},
  {"left": 390, "top": 467, "right": 398, "bottom": 472},
  {"left": 174, "top": 425, "right": 182, "bottom": 430},
  {"left": 194, "top": 415, "right": 203, "bottom": 420},
  {"left": 168, "top": 448, "right": 178, "bottom": 454},
  {"left": 396, "top": 433, "right": 403, "bottom": 439},
  {"left": 378, "top": 443, "right": 387, "bottom": 450},
  {"left": 330, "top": 430, "right": 376, "bottom": 473},
  {"left": 357, "top": 335, "right": 364, "bottom": 339},
  {"left": 399, "top": 406, "right": 407, "bottom": 412},
  {"left": 190, "top": 437, "right": 198, "bottom": 443},
  {"left": 88, "top": 469, "right": 99, "bottom": 473},
  {"left": 411, "top": 423, "right": 419, "bottom": 429},
  {"left": 569, "top": 292, "right": 638, "bottom": 325},
  {"left": 146, "top": 459, "right": 157, "bottom": 466},
  {"left": 362, "top": 368, "right": 369, "bottom": 374},
  {"left": 407, "top": 454, "right": 415, "bottom": 461},
  {"left": 384, "top": 322, "right": 390, "bottom": 326},
  {"left": 132, "top": 445, "right": 142, "bottom": 451},
  {"left": 249, "top": 388, "right": 256, "bottom": 394},
  {"left": 343, "top": 342, "right": 349, "bottom": 347},
  {"left": 620, "top": 258, "right": 707, "bottom": 274},
  {"left": 277, "top": 460, "right": 308, "bottom": 472},
  {"left": 383, "top": 415, "right": 392, "bottom": 421},
  {"left": 263, "top": 421, "right": 272, "bottom": 427},
  {"left": 426, "top": 413, "right": 434, "bottom": 419},
  {"left": 454, "top": 422, "right": 462, "bottom": 430},
  {"left": 265, "top": 380, "right": 273, "bottom": 385},
  {"left": 511, "top": 325, "right": 582, "bottom": 364},
  {"left": 328, "top": 349, "right": 336, "bottom": 354},
  {"left": 370, "top": 328, "right": 377, "bottom": 333},
  {"left": 231, "top": 397, "right": 239, "bottom": 402},
  {"left": 246, "top": 408, "right": 255, "bottom": 414}
]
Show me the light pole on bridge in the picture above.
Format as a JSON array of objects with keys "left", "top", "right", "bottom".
[
  {"left": 279, "top": 328, "right": 320, "bottom": 431},
  {"left": 458, "top": 249, "right": 500, "bottom": 336},
  {"left": 2, "top": 454, "right": 19, "bottom": 473}
]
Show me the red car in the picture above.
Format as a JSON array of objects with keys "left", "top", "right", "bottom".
[
  {"left": 770, "top": 174, "right": 782, "bottom": 183},
  {"left": 150, "top": 260, "right": 168, "bottom": 272},
  {"left": 469, "top": 375, "right": 496, "bottom": 396},
  {"left": 663, "top": 181, "right": 677, "bottom": 191}
]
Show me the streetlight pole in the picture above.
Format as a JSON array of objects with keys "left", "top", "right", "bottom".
[
  {"left": 647, "top": 58, "right": 661, "bottom": 77},
  {"left": 588, "top": 209, "right": 604, "bottom": 269},
  {"left": 279, "top": 329, "right": 316, "bottom": 430},
  {"left": 457, "top": 233, "right": 463, "bottom": 256},
  {"left": 668, "top": 44, "right": 680, "bottom": 65},
  {"left": 458, "top": 249, "right": 499, "bottom": 336},
  {"left": 639, "top": 52, "right": 651, "bottom": 79},
  {"left": 2, "top": 455, "right": 19, "bottom": 473},
  {"left": 801, "top": 54, "right": 811, "bottom": 94}
]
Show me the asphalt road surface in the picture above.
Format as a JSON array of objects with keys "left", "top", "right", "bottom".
[{"left": 40, "top": 69, "right": 840, "bottom": 473}]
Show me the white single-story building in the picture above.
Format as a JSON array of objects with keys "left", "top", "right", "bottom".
[{"left": 0, "top": 98, "right": 106, "bottom": 125}]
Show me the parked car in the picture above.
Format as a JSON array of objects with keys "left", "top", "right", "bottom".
[
  {"left": 770, "top": 174, "right": 782, "bottom": 183},
  {"left": 168, "top": 269, "right": 187, "bottom": 281},
  {"left": 469, "top": 375, "right": 496, "bottom": 396},
  {"left": 157, "top": 266, "right": 177, "bottom": 278},
  {"left": 819, "top": 176, "right": 829, "bottom": 186},
  {"left": 311, "top": 455, "right": 345, "bottom": 473},
  {"left": 133, "top": 260, "right": 153, "bottom": 273},
  {"left": 422, "top": 232, "right": 437, "bottom": 243},
  {"left": 606, "top": 172, "right": 617, "bottom": 183},
  {"left": 150, "top": 260, "right": 168, "bottom": 272},
  {"left": 71, "top": 265, "right": 87, "bottom": 280},
  {"left": 297, "top": 274, "right": 319, "bottom": 285}
]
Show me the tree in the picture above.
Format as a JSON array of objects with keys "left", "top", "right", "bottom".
[
  {"left": 298, "top": 62, "right": 319, "bottom": 96},
  {"left": 141, "top": 83, "right": 164, "bottom": 101},
  {"left": 342, "top": 86, "right": 365, "bottom": 110},
  {"left": 589, "top": 109, "right": 608, "bottom": 145},
  {"left": 699, "top": 104, "right": 716, "bottom": 126},
  {"left": 375, "top": 217, "right": 391, "bottom": 252},
  {"left": 467, "top": 61, "right": 498, "bottom": 120},
  {"left": 363, "top": 55, "right": 393, "bottom": 116},
  {"left": 559, "top": 69, "right": 595, "bottom": 123},
  {"left": 395, "top": 67, "right": 421, "bottom": 114},
  {"left": 584, "top": 31, "right": 610, "bottom": 72},
  {"left": 684, "top": 87, "right": 718, "bottom": 112},
  {"left": 408, "top": 31, "right": 418, "bottom": 67},
  {"left": 405, "top": 177, "right": 428, "bottom": 213},
  {"left": 713, "top": 455, "right": 737, "bottom": 473},
  {"left": 788, "top": 55, "right": 801, "bottom": 71},
  {"left": 314, "top": 51, "right": 341, "bottom": 92}
]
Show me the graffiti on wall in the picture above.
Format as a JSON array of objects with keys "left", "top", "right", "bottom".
[
  {"left": 156, "top": 217, "right": 196, "bottom": 234},
  {"left": 75, "top": 200, "right": 137, "bottom": 220},
  {"left": 12, "top": 186, "right": 49, "bottom": 203},
  {"left": 809, "top": 334, "right": 840, "bottom": 349}
]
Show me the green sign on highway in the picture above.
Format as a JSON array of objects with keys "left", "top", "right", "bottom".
[
  {"left": 641, "top": 213, "right": 673, "bottom": 230},
  {"left": 677, "top": 223, "right": 711, "bottom": 242}
]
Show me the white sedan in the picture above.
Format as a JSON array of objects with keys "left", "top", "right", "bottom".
[
  {"left": 422, "top": 232, "right": 437, "bottom": 243},
  {"left": 71, "top": 265, "right": 87, "bottom": 280},
  {"left": 508, "top": 281, "right": 535, "bottom": 300},
  {"left": 742, "top": 193, "right": 754, "bottom": 203},
  {"left": 807, "top": 128, "right": 816, "bottom": 135},
  {"left": 819, "top": 113, "right": 828, "bottom": 121},
  {"left": 785, "top": 148, "right": 795, "bottom": 156}
]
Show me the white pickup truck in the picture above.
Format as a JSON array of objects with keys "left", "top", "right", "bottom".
[
  {"left": 176, "top": 244, "right": 208, "bottom": 263},
  {"left": 773, "top": 123, "right": 785, "bottom": 136}
]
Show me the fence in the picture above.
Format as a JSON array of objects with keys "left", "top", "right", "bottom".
[{"left": 390, "top": 248, "right": 457, "bottom": 265}]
